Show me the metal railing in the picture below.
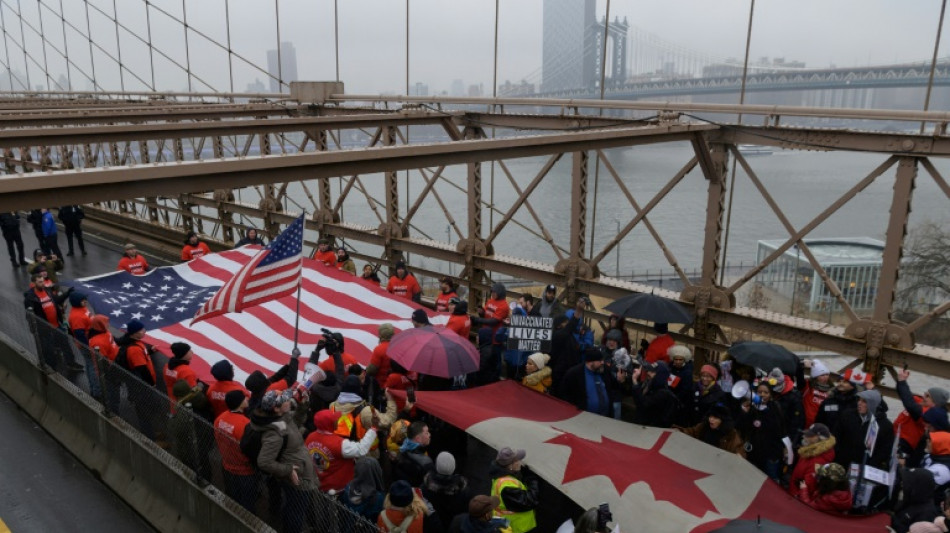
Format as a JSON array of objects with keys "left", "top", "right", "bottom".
[{"left": 13, "top": 295, "right": 380, "bottom": 533}]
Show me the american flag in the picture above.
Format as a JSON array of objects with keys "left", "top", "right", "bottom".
[
  {"left": 192, "top": 214, "right": 305, "bottom": 325},
  {"left": 72, "top": 246, "right": 448, "bottom": 383}
]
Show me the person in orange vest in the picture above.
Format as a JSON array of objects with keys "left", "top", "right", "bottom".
[
  {"left": 366, "top": 323, "right": 395, "bottom": 391},
  {"left": 378, "top": 480, "right": 426, "bottom": 533},
  {"left": 306, "top": 409, "right": 379, "bottom": 493},
  {"left": 213, "top": 390, "right": 259, "bottom": 512},
  {"left": 206, "top": 360, "right": 250, "bottom": 418},
  {"left": 386, "top": 260, "right": 422, "bottom": 302},
  {"left": 180, "top": 231, "right": 211, "bottom": 262},
  {"left": 116, "top": 319, "right": 159, "bottom": 439},
  {"left": 895, "top": 366, "right": 950, "bottom": 463},
  {"left": 24, "top": 272, "right": 80, "bottom": 372},
  {"left": 67, "top": 291, "right": 102, "bottom": 397},
  {"left": 164, "top": 342, "right": 203, "bottom": 400},
  {"left": 117, "top": 243, "right": 149, "bottom": 275},
  {"left": 488, "top": 447, "right": 539, "bottom": 533},
  {"left": 435, "top": 277, "right": 458, "bottom": 313},
  {"left": 446, "top": 298, "right": 472, "bottom": 339},
  {"left": 313, "top": 238, "right": 336, "bottom": 266},
  {"left": 88, "top": 314, "right": 121, "bottom": 413},
  {"left": 335, "top": 245, "right": 356, "bottom": 275}
]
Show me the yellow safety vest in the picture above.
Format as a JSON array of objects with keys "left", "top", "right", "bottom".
[{"left": 491, "top": 475, "right": 537, "bottom": 533}]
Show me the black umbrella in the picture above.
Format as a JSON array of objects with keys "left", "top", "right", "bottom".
[
  {"left": 727, "top": 341, "right": 800, "bottom": 375},
  {"left": 604, "top": 292, "right": 693, "bottom": 324},
  {"left": 709, "top": 518, "right": 806, "bottom": 533}
]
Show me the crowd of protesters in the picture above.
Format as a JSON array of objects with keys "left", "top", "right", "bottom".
[{"left": 17, "top": 221, "right": 950, "bottom": 533}]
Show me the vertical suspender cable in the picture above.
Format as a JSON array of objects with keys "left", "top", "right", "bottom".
[
  {"left": 58, "top": 0, "right": 71, "bottom": 90},
  {"left": 719, "top": 0, "right": 755, "bottom": 286},
  {"left": 224, "top": 0, "right": 233, "bottom": 94},
  {"left": 334, "top": 0, "right": 340, "bottom": 82},
  {"left": 144, "top": 0, "right": 155, "bottom": 90},
  {"left": 83, "top": 0, "right": 97, "bottom": 91},
  {"left": 35, "top": 0, "right": 52, "bottom": 89},
  {"left": 489, "top": 0, "right": 499, "bottom": 231},
  {"left": 589, "top": 0, "right": 611, "bottom": 258},
  {"left": 112, "top": 0, "right": 123, "bottom": 91},
  {"left": 921, "top": 0, "right": 947, "bottom": 134},
  {"left": 0, "top": 4, "right": 15, "bottom": 89},
  {"left": 182, "top": 0, "right": 192, "bottom": 93},
  {"left": 275, "top": 0, "right": 282, "bottom": 92},
  {"left": 16, "top": 0, "right": 30, "bottom": 88},
  {"left": 405, "top": 0, "right": 410, "bottom": 224}
]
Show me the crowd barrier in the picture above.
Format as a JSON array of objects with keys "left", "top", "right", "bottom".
[{"left": 0, "top": 295, "right": 379, "bottom": 533}]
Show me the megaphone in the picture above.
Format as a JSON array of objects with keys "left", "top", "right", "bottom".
[{"left": 731, "top": 379, "right": 751, "bottom": 400}]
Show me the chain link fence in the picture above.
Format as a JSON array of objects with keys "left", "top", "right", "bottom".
[{"left": 15, "top": 297, "right": 380, "bottom": 533}]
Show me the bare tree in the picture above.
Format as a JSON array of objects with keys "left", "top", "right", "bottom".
[{"left": 898, "top": 221, "right": 950, "bottom": 312}]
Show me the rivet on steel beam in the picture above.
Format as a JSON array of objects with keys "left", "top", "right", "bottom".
[{"left": 901, "top": 140, "right": 915, "bottom": 151}]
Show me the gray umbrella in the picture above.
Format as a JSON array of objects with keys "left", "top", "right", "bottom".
[
  {"left": 710, "top": 518, "right": 807, "bottom": 533},
  {"left": 604, "top": 292, "right": 693, "bottom": 324}
]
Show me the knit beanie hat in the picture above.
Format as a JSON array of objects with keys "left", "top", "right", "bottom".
[
  {"left": 68, "top": 291, "right": 87, "bottom": 307},
  {"left": 389, "top": 480, "right": 414, "bottom": 508},
  {"left": 170, "top": 342, "right": 190, "bottom": 359},
  {"left": 126, "top": 319, "right": 145, "bottom": 335},
  {"left": 700, "top": 364, "right": 719, "bottom": 380},
  {"left": 224, "top": 390, "right": 246, "bottom": 411},
  {"left": 211, "top": 360, "right": 234, "bottom": 381},
  {"left": 527, "top": 352, "right": 550, "bottom": 370},
  {"left": 378, "top": 323, "right": 395, "bottom": 341},
  {"left": 928, "top": 387, "right": 950, "bottom": 407},
  {"left": 245, "top": 370, "right": 269, "bottom": 395},
  {"left": 261, "top": 389, "right": 292, "bottom": 412},
  {"left": 341, "top": 375, "right": 363, "bottom": 396},
  {"left": 810, "top": 360, "right": 830, "bottom": 378},
  {"left": 923, "top": 407, "right": 950, "bottom": 432},
  {"left": 435, "top": 452, "right": 456, "bottom": 475},
  {"left": 411, "top": 308, "right": 430, "bottom": 325}
]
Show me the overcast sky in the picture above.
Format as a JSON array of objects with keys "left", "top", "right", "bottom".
[{"left": 1, "top": 0, "right": 947, "bottom": 95}]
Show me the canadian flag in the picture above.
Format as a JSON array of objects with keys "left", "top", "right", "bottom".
[
  {"left": 409, "top": 381, "right": 889, "bottom": 532},
  {"left": 667, "top": 374, "right": 681, "bottom": 388}
]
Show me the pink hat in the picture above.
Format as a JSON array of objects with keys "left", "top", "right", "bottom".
[{"left": 700, "top": 364, "right": 719, "bottom": 380}]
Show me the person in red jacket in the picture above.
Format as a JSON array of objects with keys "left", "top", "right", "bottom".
[
  {"left": 446, "top": 298, "right": 472, "bottom": 339},
  {"left": 788, "top": 423, "right": 837, "bottom": 495},
  {"left": 206, "top": 360, "right": 250, "bottom": 418},
  {"left": 800, "top": 359, "right": 834, "bottom": 428},
  {"left": 306, "top": 409, "right": 378, "bottom": 493},
  {"left": 895, "top": 367, "right": 950, "bottom": 460},
  {"left": 88, "top": 314, "right": 118, "bottom": 361},
  {"left": 116, "top": 319, "right": 158, "bottom": 439},
  {"left": 163, "top": 342, "right": 202, "bottom": 399},
  {"left": 213, "top": 390, "right": 259, "bottom": 512},
  {"left": 117, "top": 243, "right": 149, "bottom": 274},
  {"left": 644, "top": 322, "right": 675, "bottom": 365},
  {"left": 367, "top": 323, "right": 395, "bottom": 390},
  {"left": 67, "top": 291, "right": 92, "bottom": 345},
  {"left": 793, "top": 462, "right": 852, "bottom": 514},
  {"left": 474, "top": 282, "right": 509, "bottom": 343},
  {"left": 181, "top": 231, "right": 211, "bottom": 262},
  {"left": 313, "top": 238, "right": 336, "bottom": 266},
  {"left": 386, "top": 260, "right": 421, "bottom": 302},
  {"left": 435, "top": 277, "right": 458, "bottom": 313}
]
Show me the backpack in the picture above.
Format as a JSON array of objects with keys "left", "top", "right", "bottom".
[
  {"left": 239, "top": 425, "right": 288, "bottom": 469},
  {"left": 114, "top": 344, "right": 130, "bottom": 370}
]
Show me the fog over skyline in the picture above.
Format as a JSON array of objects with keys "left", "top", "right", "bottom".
[{"left": 0, "top": 0, "right": 947, "bottom": 96}]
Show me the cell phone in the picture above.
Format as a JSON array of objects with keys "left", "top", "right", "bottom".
[
  {"left": 903, "top": 362, "right": 909, "bottom": 371},
  {"left": 597, "top": 502, "right": 612, "bottom": 530},
  {"left": 406, "top": 387, "right": 416, "bottom": 404}
]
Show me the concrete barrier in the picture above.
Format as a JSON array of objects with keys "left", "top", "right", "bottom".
[{"left": 0, "top": 334, "right": 271, "bottom": 533}]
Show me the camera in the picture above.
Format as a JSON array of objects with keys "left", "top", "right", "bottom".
[{"left": 314, "top": 328, "right": 343, "bottom": 357}]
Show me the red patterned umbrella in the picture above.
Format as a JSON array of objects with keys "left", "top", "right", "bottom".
[{"left": 387, "top": 325, "right": 479, "bottom": 378}]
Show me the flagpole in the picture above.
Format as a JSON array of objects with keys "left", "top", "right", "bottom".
[{"left": 292, "top": 211, "right": 306, "bottom": 359}]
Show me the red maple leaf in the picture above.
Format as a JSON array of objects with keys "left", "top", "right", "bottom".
[{"left": 545, "top": 431, "right": 719, "bottom": 517}]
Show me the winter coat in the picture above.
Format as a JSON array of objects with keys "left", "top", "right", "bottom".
[
  {"left": 835, "top": 408, "right": 894, "bottom": 470},
  {"left": 394, "top": 444, "right": 433, "bottom": 487},
  {"left": 422, "top": 471, "right": 471, "bottom": 527},
  {"left": 892, "top": 468, "right": 939, "bottom": 533},
  {"left": 248, "top": 408, "right": 318, "bottom": 490},
  {"left": 41, "top": 211, "right": 57, "bottom": 237},
  {"left": 0, "top": 212, "right": 20, "bottom": 231},
  {"left": 681, "top": 420, "right": 746, "bottom": 456},
  {"left": 788, "top": 437, "right": 837, "bottom": 495},
  {"left": 816, "top": 389, "right": 859, "bottom": 437},
  {"left": 691, "top": 382, "right": 727, "bottom": 426},
  {"left": 561, "top": 363, "right": 624, "bottom": 417},
  {"left": 631, "top": 366, "right": 681, "bottom": 428},
  {"left": 528, "top": 294, "right": 565, "bottom": 319},
  {"left": 774, "top": 378, "right": 806, "bottom": 443},
  {"left": 487, "top": 463, "right": 539, "bottom": 514},
  {"left": 548, "top": 326, "right": 579, "bottom": 397},
  {"left": 793, "top": 485, "right": 852, "bottom": 514},
  {"left": 521, "top": 367, "right": 552, "bottom": 394},
  {"left": 739, "top": 400, "right": 787, "bottom": 467},
  {"left": 57, "top": 206, "right": 84, "bottom": 226}
]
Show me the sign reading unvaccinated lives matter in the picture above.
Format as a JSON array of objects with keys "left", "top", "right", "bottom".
[{"left": 506, "top": 315, "right": 554, "bottom": 352}]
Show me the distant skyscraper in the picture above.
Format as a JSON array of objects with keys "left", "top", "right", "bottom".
[
  {"left": 266, "top": 42, "right": 298, "bottom": 93},
  {"left": 542, "top": 0, "right": 596, "bottom": 93},
  {"left": 450, "top": 79, "right": 465, "bottom": 97}
]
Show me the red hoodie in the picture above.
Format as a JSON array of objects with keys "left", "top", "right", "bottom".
[{"left": 794, "top": 485, "right": 852, "bottom": 514}]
